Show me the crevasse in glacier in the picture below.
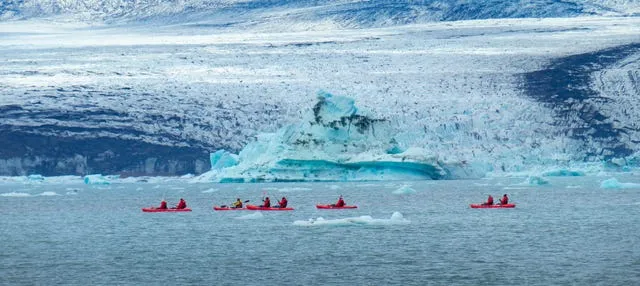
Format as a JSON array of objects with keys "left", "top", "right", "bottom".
[{"left": 197, "top": 91, "right": 487, "bottom": 182}]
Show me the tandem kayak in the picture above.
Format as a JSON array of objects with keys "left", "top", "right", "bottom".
[
  {"left": 213, "top": 206, "right": 247, "bottom": 211},
  {"left": 246, "top": 204, "right": 294, "bottom": 211},
  {"left": 316, "top": 204, "right": 358, "bottom": 209},
  {"left": 142, "top": 208, "right": 192, "bottom": 212},
  {"left": 470, "top": 204, "right": 516, "bottom": 209}
]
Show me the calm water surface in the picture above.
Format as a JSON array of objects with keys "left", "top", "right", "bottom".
[{"left": 1, "top": 176, "right": 639, "bottom": 285}]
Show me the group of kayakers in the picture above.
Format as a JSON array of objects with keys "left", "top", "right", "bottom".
[
  {"left": 155, "top": 195, "right": 347, "bottom": 209},
  {"left": 156, "top": 198, "right": 188, "bottom": 210},
  {"left": 232, "top": 196, "right": 288, "bottom": 208},
  {"left": 482, "top": 194, "right": 509, "bottom": 206}
]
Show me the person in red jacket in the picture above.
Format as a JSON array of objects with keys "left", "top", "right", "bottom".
[
  {"left": 500, "top": 194, "right": 509, "bottom": 205},
  {"left": 333, "top": 196, "right": 345, "bottom": 207},
  {"left": 158, "top": 200, "right": 168, "bottom": 209},
  {"left": 484, "top": 195, "right": 494, "bottom": 206},
  {"left": 175, "top": 198, "right": 187, "bottom": 209},
  {"left": 261, "top": 197, "right": 271, "bottom": 208},
  {"left": 276, "top": 197, "right": 288, "bottom": 208}
]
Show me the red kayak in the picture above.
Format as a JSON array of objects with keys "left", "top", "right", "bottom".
[
  {"left": 470, "top": 204, "right": 516, "bottom": 209},
  {"left": 246, "top": 204, "right": 294, "bottom": 211},
  {"left": 316, "top": 204, "right": 358, "bottom": 209},
  {"left": 142, "top": 207, "right": 192, "bottom": 212},
  {"left": 213, "top": 206, "right": 247, "bottom": 211}
]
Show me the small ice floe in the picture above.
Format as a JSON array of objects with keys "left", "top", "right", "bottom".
[
  {"left": 392, "top": 185, "right": 416, "bottom": 195},
  {"left": 234, "top": 212, "right": 264, "bottom": 220},
  {"left": 293, "top": 212, "right": 410, "bottom": 227},
  {"left": 83, "top": 174, "right": 111, "bottom": 185},
  {"left": 566, "top": 185, "right": 583, "bottom": 189},
  {"left": 600, "top": 178, "right": 640, "bottom": 189},
  {"left": 202, "top": 188, "right": 218, "bottom": 193},
  {"left": 1, "top": 192, "right": 32, "bottom": 197},
  {"left": 38, "top": 191, "right": 58, "bottom": 196}
]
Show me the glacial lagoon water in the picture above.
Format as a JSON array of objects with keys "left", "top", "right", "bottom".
[{"left": 1, "top": 176, "right": 639, "bottom": 285}]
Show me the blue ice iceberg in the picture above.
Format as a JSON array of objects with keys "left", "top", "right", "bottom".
[
  {"left": 195, "top": 92, "right": 472, "bottom": 182},
  {"left": 197, "top": 91, "right": 483, "bottom": 183}
]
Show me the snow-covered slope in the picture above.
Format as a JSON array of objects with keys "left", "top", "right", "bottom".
[{"left": 0, "top": 2, "right": 639, "bottom": 178}]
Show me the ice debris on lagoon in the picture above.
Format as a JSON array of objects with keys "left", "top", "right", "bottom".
[
  {"left": 293, "top": 212, "right": 410, "bottom": 227},
  {"left": 195, "top": 91, "right": 482, "bottom": 183}
]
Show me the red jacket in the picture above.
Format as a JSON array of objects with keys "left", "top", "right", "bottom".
[
  {"left": 336, "top": 198, "right": 345, "bottom": 207},
  {"left": 500, "top": 195, "right": 509, "bottom": 205},
  {"left": 487, "top": 196, "right": 494, "bottom": 205},
  {"left": 159, "top": 201, "right": 167, "bottom": 209},
  {"left": 262, "top": 198, "right": 271, "bottom": 208},
  {"left": 176, "top": 199, "right": 187, "bottom": 209},
  {"left": 278, "top": 198, "right": 288, "bottom": 208}
]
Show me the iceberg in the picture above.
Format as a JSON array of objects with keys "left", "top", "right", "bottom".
[{"left": 196, "top": 91, "right": 481, "bottom": 183}]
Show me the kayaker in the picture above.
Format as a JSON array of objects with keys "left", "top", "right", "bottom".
[
  {"left": 484, "top": 195, "right": 494, "bottom": 206},
  {"left": 333, "top": 196, "right": 345, "bottom": 207},
  {"left": 276, "top": 197, "right": 288, "bottom": 208},
  {"left": 261, "top": 197, "right": 271, "bottom": 208},
  {"left": 232, "top": 198, "right": 243, "bottom": 208},
  {"left": 158, "top": 200, "right": 168, "bottom": 209},
  {"left": 176, "top": 198, "right": 187, "bottom": 209},
  {"left": 500, "top": 194, "right": 509, "bottom": 205}
]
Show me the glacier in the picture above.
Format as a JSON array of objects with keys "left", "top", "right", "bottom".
[{"left": 0, "top": 1, "right": 639, "bottom": 180}]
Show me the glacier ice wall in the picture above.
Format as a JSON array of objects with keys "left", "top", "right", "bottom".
[{"left": 0, "top": 11, "right": 639, "bottom": 177}]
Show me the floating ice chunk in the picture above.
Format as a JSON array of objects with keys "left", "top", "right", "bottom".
[
  {"left": 39, "top": 191, "right": 58, "bottom": 196},
  {"left": 541, "top": 169, "right": 585, "bottom": 177},
  {"left": 83, "top": 174, "right": 111, "bottom": 185},
  {"left": 600, "top": 178, "right": 640, "bottom": 189},
  {"left": 392, "top": 185, "right": 416, "bottom": 195},
  {"left": 202, "top": 188, "right": 218, "bottom": 193},
  {"left": 521, "top": 176, "right": 549, "bottom": 186},
  {"left": 1, "top": 192, "right": 32, "bottom": 197},
  {"left": 27, "top": 174, "right": 45, "bottom": 182},
  {"left": 234, "top": 212, "right": 264, "bottom": 220},
  {"left": 293, "top": 212, "right": 410, "bottom": 226}
]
